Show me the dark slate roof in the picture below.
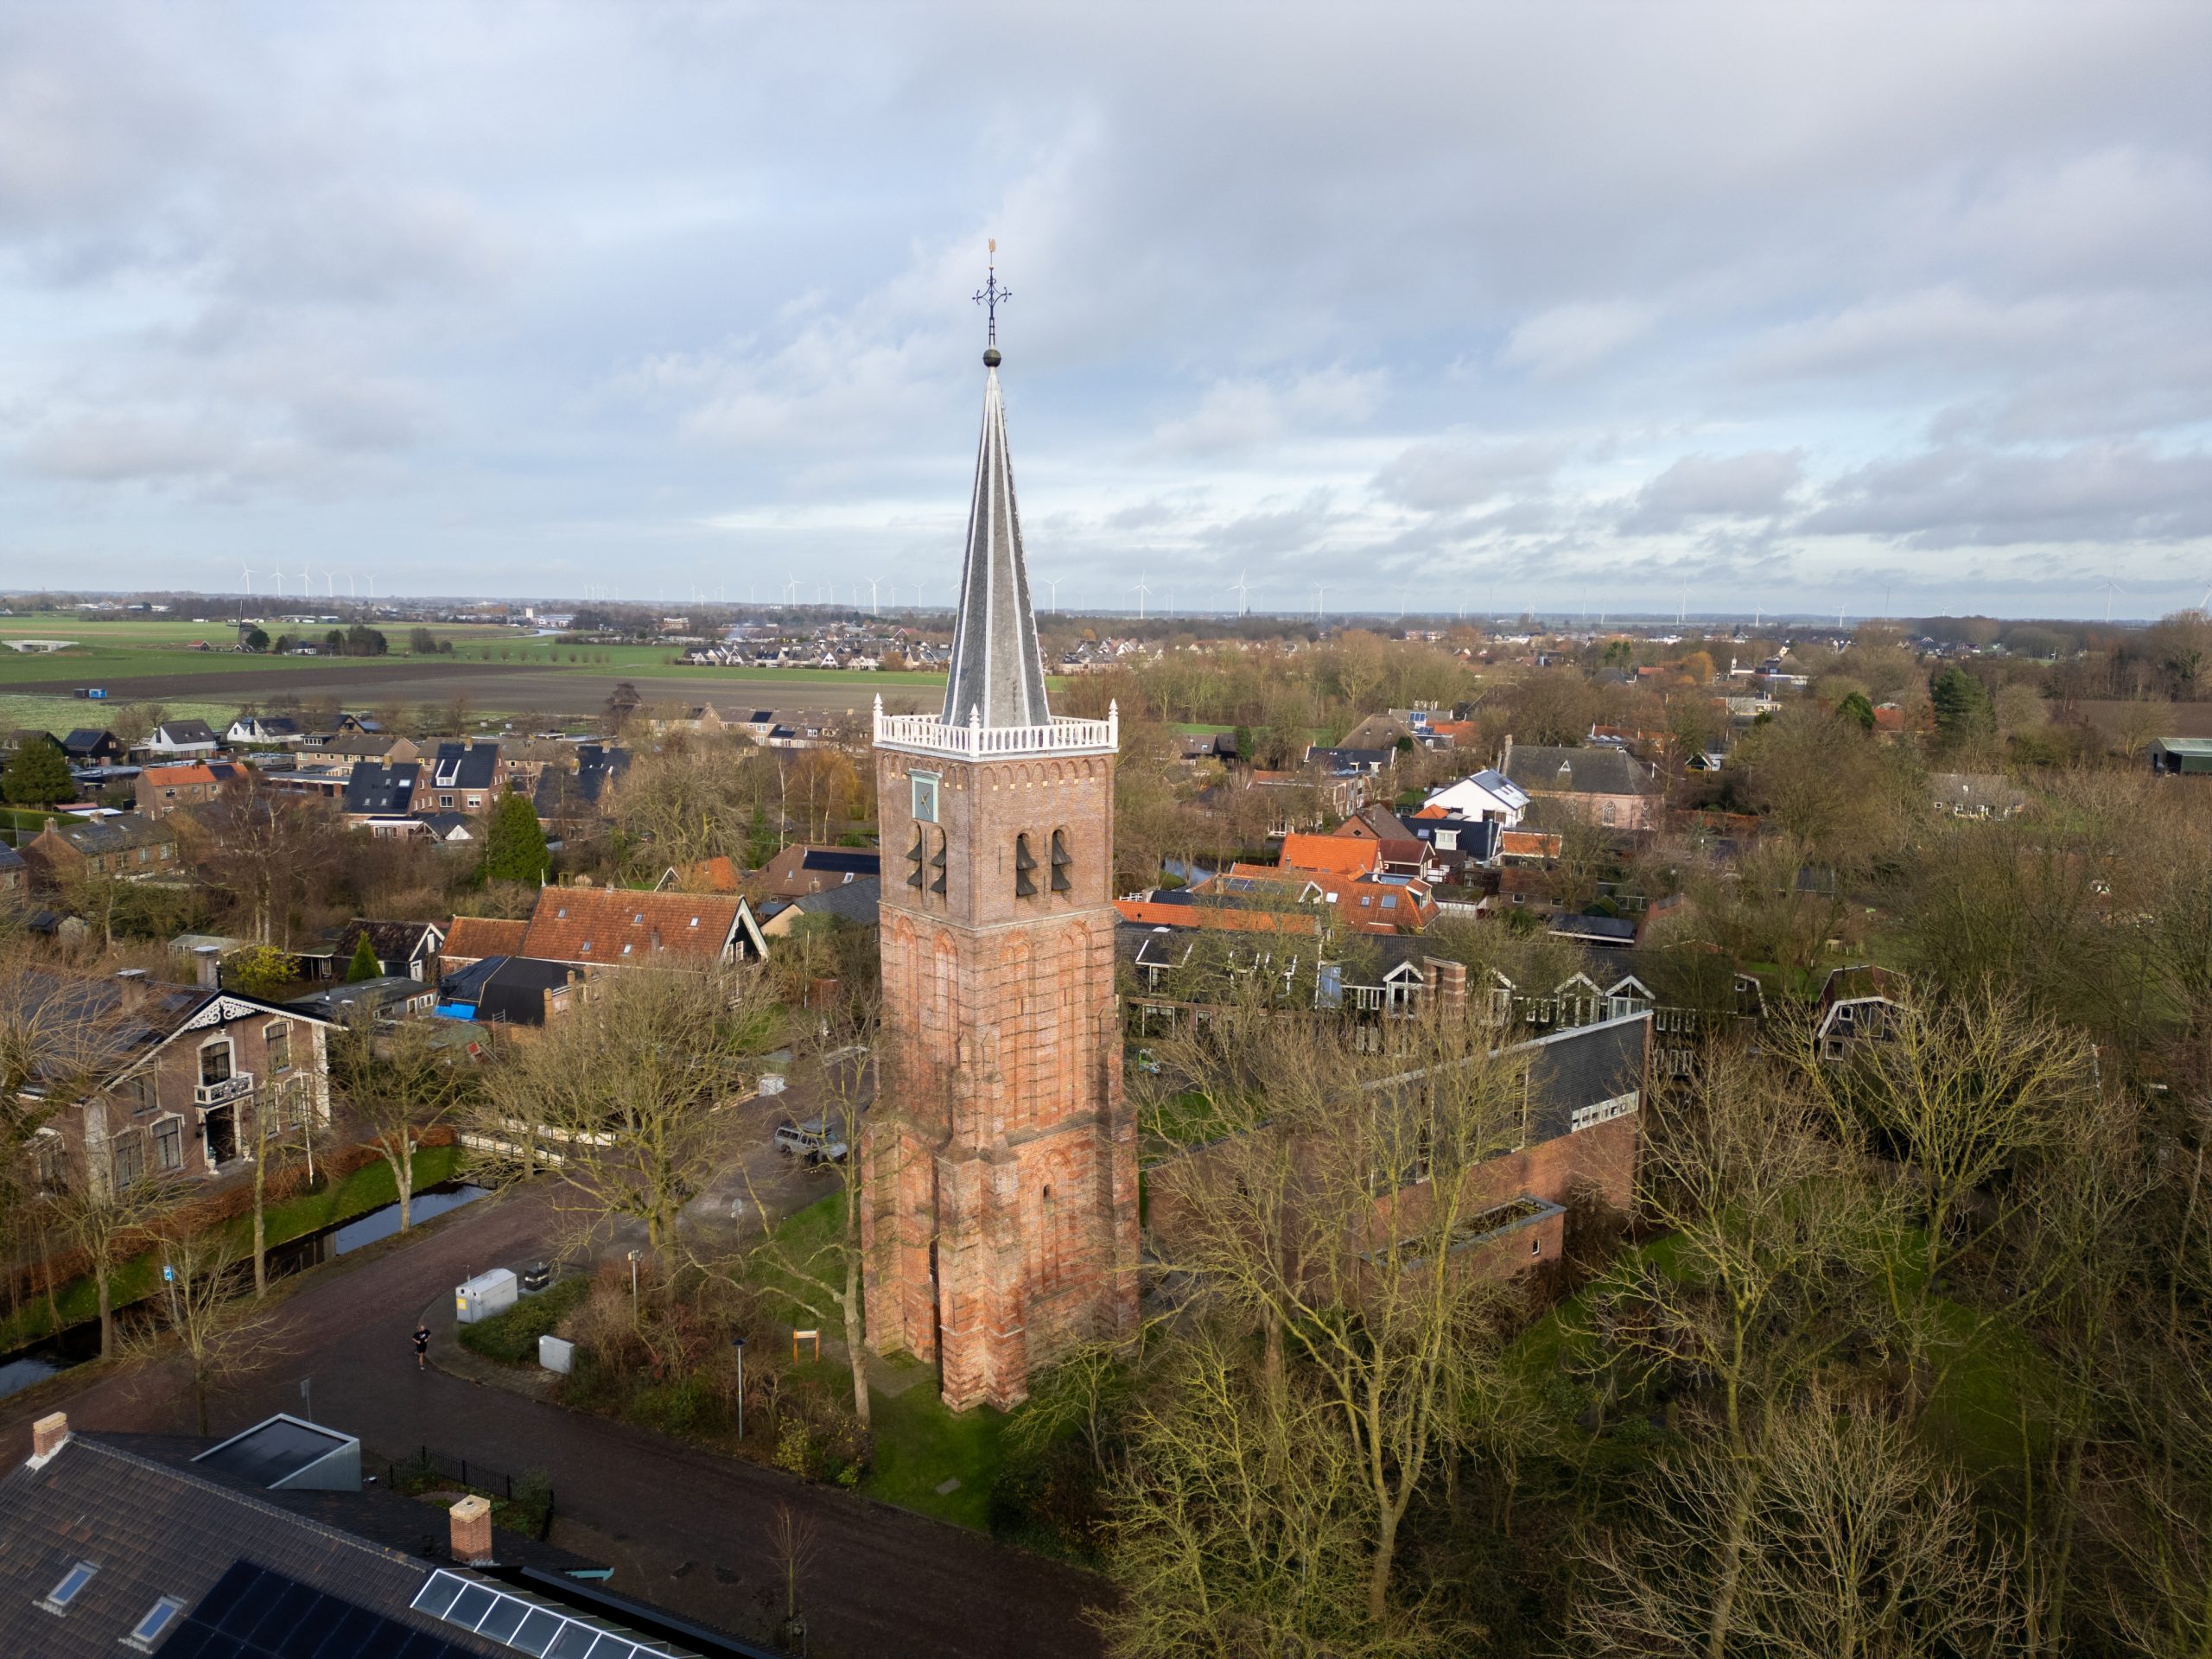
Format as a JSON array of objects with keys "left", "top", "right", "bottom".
[
  {"left": 44, "top": 811, "right": 175, "bottom": 855},
  {"left": 0, "top": 1434, "right": 506, "bottom": 1657},
  {"left": 798, "top": 849, "right": 879, "bottom": 876},
  {"left": 428, "top": 742, "right": 500, "bottom": 791},
  {"left": 787, "top": 875, "right": 880, "bottom": 926},
  {"left": 939, "top": 353, "right": 1051, "bottom": 729},
  {"left": 319, "top": 918, "right": 442, "bottom": 964},
  {"left": 419, "top": 811, "right": 474, "bottom": 840},
  {"left": 155, "top": 719, "right": 220, "bottom": 745},
  {"left": 1503, "top": 743, "right": 1647, "bottom": 798},
  {"left": 1407, "top": 813, "right": 1499, "bottom": 863},
  {"left": 1520, "top": 1014, "right": 1646, "bottom": 1142},
  {"left": 1550, "top": 913, "right": 1638, "bottom": 944},
  {"left": 0, "top": 842, "right": 24, "bottom": 872},
  {"left": 481, "top": 957, "right": 582, "bottom": 1026},
  {"left": 344, "top": 761, "right": 418, "bottom": 815},
  {"left": 61, "top": 728, "right": 119, "bottom": 755}
]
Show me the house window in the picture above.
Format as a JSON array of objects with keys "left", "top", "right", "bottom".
[
  {"left": 154, "top": 1117, "right": 184, "bottom": 1172},
  {"left": 467, "top": 794, "right": 482, "bottom": 809},
  {"left": 111, "top": 1131, "right": 144, "bottom": 1186},
  {"left": 265, "top": 1020, "right": 292, "bottom": 1074},
  {"left": 119, "top": 1072, "right": 157, "bottom": 1116},
  {"left": 41, "top": 1560, "right": 98, "bottom": 1613},
  {"left": 912, "top": 772, "right": 940, "bottom": 824},
  {"left": 1600, "top": 802, "right": 1618, "bottom": 826},
  {"left": 199, "top": 1039, "right": 233, "bottom": 1086},
  {"left": 125, "top": 1596, "right": 187, "bottom": 1651},
  {"left": 30, "top": 1133, "right": 66, "bottom": 1196},
  {"left": 1381, "top": 893, "right": 1397, "bottom": 910}
]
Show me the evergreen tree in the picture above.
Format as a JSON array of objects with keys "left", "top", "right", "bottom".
[
  {"left": 1929, "top": 665, "right": 1994, "bottom": 747},
  {"left": 1836, "top": 690, "right": 1877, "bottom": 731},
  {"left": 3, "top": 741, "right": 73, "bottom": 806},
  {"left": 344, "top": 933, "right": 383, "bottom": 982},
  {"left": 481, "top": 791, "right": 550, "bottom": 884}
]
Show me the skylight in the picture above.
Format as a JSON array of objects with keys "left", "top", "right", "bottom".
[
  {"left": 124, "top": 1596, "right": 186, "bottom": 1651},
  {"left": 41, "top": 1560, "right": 98, "bottom": 1612}
]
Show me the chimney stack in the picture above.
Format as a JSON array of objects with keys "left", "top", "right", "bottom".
[
  {"left": 194, "top": 946, "right": 221, "bottom": 988},
  {"left": 29, "top": 1412, "right": 69, "bottom": 1464},
  {"left": 448, "top": 1495, "right": 494, "bottom": 1566}
]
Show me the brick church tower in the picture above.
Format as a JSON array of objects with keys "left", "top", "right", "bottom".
[{"left": 861, "top": 265, "right": 1140, "bottom": 1411}]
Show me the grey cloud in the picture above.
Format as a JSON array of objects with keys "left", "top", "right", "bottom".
[
  {"left": 1802, "top": 442, "right": 2212, "bottom": 547},
  {"left": 1622, "top": 449, "right": 1805, "bottom": 532},
  {"left": 1370, "top": 435, "right": 1569, "bottom": 513}
]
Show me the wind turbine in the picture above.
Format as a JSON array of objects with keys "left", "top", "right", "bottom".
[
  {"left": 2099, "top": 576, "right": 2124, "bottom": 624},
  {"left": 1130, "top": 575, "right": 1150, "bottom": 621},
  {"left": 1044, "top": 577, "right": 1060, "bottom": 613},
  {"left": 298, "top": 563, "right": 309, "bottom": 601},
  {"left": 868, "top": 577, "right": 880, "bottom": 615},
  {"left": 240, "top": 563, "right": 253, "bottom": 597},
  {"left": 324, "top": 571, "right": 334, "bottom": 598},
  {"left": 1226, "top": 570, "right": 1251, "bottom": 614},
  {"left": 347, "top": 575, "right": 357, "bottom": 599},
  {"left": 270, "top": 569, "right": 285, "bottom": 598},
  {"left": 1314, "top": 583, "right": 1327, "bottom": 621}
]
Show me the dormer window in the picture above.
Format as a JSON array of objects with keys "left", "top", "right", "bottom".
[{"left": 1014, "top": 834, "right": 1039, "bottom": 899}]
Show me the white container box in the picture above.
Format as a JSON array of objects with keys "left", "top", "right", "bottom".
[
  {"left": 759, "top": 1073, "right": 786, "bottom": 1096},
  {"left": 538, "top": 1335, "right": 575, "bottom": 1374},
  {"left": 454, "top": 1268, "right": 518, "bottom": 1325}
]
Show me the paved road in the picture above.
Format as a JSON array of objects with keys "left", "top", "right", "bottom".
[{"left": 2, "top": 1185, "right": 1106, "bottom": 1659}]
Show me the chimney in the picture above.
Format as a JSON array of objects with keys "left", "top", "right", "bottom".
[
  {"left": 194, "top": 946, "right": 221, "bottom": 988},
  {"left": 115, "top": 967, "right": 149, "bottom": 1011},
  {"left": 1499, "top": 734, "right": 1513, "bottom": 776},
  {"left": 1426, "top": 957, "right": 1467, "bottom": 1022},
  {"left": 29, "top": 1411, "right": 68, "bottom": 1465},
  {"left": 448, "top": 1495, "right": 494, "bottom": 1566}
]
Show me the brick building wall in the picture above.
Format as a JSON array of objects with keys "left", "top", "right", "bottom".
[{"left": 864, "top": 743, "right": 1140, "bottom": 1410}]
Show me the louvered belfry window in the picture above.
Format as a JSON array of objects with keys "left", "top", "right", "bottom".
[
  {"left": 1050, "top": 829, "right": 1073, "bottom": 893},
  {"left": 906, "top": 825, "right": 926, "bottom": 889},
  {"left": 1014, "top": 834, "right": 1039, "bottom": 899}
]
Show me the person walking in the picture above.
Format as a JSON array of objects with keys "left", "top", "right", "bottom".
[{"left": 412, "top": 1323, "right": 431, "bottom": 1370}]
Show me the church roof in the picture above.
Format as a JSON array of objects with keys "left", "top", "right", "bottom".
[{"left": 939, "top": 355, "right": 1050, "bottom": 730}]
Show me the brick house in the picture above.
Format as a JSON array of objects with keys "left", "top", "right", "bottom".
[
  {"left": 420, "top": 742, "right": 505, "bottom": 815},
  {"left": 438, "top": 916, "right": 529, "bottom": 972},
  {"left": 1500, "top": 737, "right": 1656, "bottom": 831},
  {"left": 143, "top": 720, "right": 221, "bottom": 758},
  {"left": 20, "top": 813, "right": 181, "bottom": 888},
  {"left": 10, "top": 967, "right": 336, "bottom": 1197},
  {"left": 515, "top": 886, "right": 769, "bottom": 968},
  {"left": 756, "top": 843, "right": 881, "bottom": 899},
  {"left": 135, "top": 762, "right": 247, "bottom": 821}
]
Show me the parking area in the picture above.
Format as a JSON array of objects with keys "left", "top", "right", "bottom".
[{"left": 683, "top": 1065, "right": 873, "bottom": 1247}]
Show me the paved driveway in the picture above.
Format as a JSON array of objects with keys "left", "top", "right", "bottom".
[{"left": 2, "top": 1185, "right": 1106, "bottom": 1659}]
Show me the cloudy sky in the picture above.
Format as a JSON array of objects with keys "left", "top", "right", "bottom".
[{"left": 3, "top": 3, "right": 2209, "bottom": 620}]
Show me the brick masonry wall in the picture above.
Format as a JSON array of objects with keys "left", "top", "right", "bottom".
[{"left": 865, "top": 742, "right": 1139, "bottom": 1410}]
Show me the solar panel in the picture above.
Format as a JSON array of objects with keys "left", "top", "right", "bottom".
[
  {"left": 413, "top": 1569, "right": 689, "bottom": 1658},
  {"left": 168, "top": 1562, "right": 475, "bottom": 1659}
]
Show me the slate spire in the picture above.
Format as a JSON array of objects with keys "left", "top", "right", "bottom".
[{"left": 939, "top": 249, "right": 1050, "bottom": 730}]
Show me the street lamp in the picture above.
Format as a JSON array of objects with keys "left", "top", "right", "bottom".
[{"left": 626, "top": 1249, "right": 642, "bottom": 1321}]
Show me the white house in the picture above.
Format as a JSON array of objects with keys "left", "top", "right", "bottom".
[
  {"left": 226, "top": 715, "right": 304, "bottom": 747},
  {"left": 1421, "top": 767, "right": 1530, "bottom": 827},
  {"left": 143, "top": 720, "right": 221, "bottom": 758}
]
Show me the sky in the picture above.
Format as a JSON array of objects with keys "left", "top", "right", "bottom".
[{"left": 3, "top": 2, "right": 2209, "bottom": 620}]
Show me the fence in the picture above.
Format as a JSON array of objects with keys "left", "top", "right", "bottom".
[{"left": 386, "top": 1446, "right": 556, "bottom": 1539}]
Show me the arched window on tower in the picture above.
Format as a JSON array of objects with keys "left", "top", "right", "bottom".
[
  {"left": 1014, "top": 833, "right": 1039, "bottom": 899},
  {"left": 906, "top": 825, "right": 925, "bottom": 889},
  {"left": 928, "top": 829, "right": 948, "bottom": 896},
  {"left": 1050, "top": 829, "right": 1073, "bottom": 893}
]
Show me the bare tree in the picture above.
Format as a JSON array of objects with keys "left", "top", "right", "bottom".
[
  {"left": 55, "top": 1175, "right": 174, "bottom": 1357},
  {"left": 327, "top": 1013, "right": 476, "bottom": 1233},
  {"left": 520, "top": 966, "right": 778, "bottom": 1254},
  {"left": 141, "top": 1224, "right": 286, "bottom": 1434},
  {"left": 1574, "top": 1391, "right": 2029, "bottom": 1657},
  {"left": 727, "top": 994, "right": 875, "bottom": 1426},
  {"left": 1143, "top": 1008, "right": 1527, "bottom": 1624}
]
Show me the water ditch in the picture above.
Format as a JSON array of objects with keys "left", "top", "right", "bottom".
[{"left": 0, "top": 1180, "right": 487, "bottom": 1402}]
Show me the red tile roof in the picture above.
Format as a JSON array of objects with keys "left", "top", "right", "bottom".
[
  {"left": 442, "top": 916, "right": 528, "bottom": 962},
  {"left": 1114, "top": 899, "right": 1321, "bottom": 934},
  {"left": 518, "top": 887, "right": 747, "bottom": 965},
  {"left": 1277, "top": 833, "right": 1382, "bottom": 878}
]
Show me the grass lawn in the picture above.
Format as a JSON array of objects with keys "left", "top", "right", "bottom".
[
  {"left": 0, "top": 1143, "right": 461, "bottom": 1353},
  {"left": 0, "top": 692, "right": 238, "bottom": 735},
  {"left": 864, "top": 1360, "right": 1009, "bottom": 1530}
]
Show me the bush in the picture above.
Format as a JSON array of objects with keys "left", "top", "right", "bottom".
[{"left": 457, "top": 1275, "right": 589, "bottom": 1365}]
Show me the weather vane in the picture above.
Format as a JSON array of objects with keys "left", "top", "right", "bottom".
[{"left": 974, "top": 238, "right": 1010, "bottom": 354}]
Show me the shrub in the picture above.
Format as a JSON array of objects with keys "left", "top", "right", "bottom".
[{"left": 456, "top": 1276, "right": 589, "bottom": 1365}]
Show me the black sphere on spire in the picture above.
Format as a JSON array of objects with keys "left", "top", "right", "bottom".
[{"left": 982, "top": 346, "right": 1001, "bottom": 367}]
